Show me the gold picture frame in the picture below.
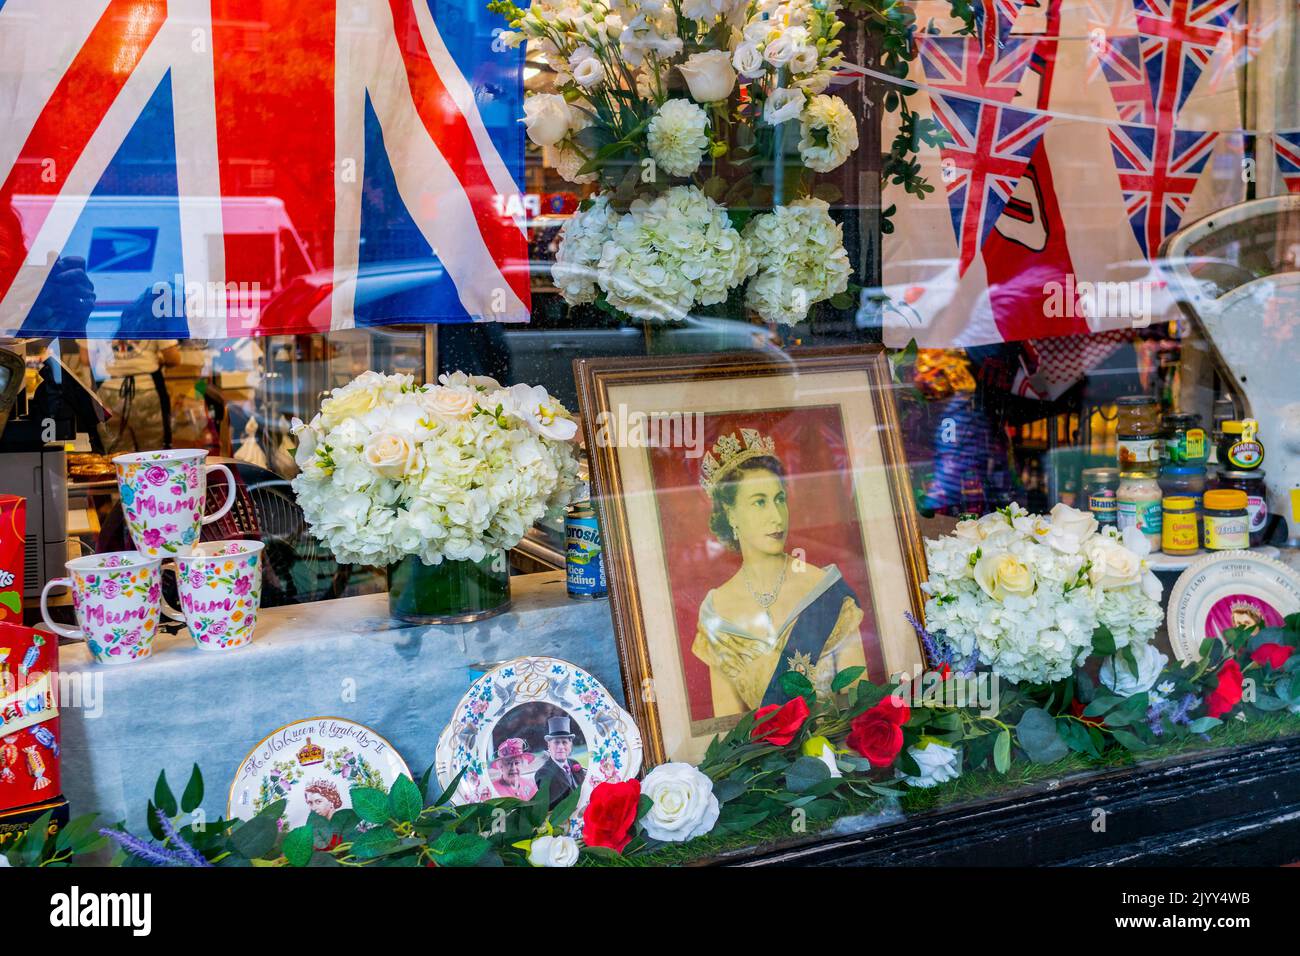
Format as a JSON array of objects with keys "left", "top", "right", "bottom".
[{"left": 574, "top": 346, "right": 929, "bottom": 766}]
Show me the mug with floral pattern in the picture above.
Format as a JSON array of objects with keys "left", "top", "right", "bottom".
[
  {"left": 161, "top": 541, "right": 264, "bottom": 651},
  {"left": 113, "top": 449, "right": 236, "bottom": 558},
  {"left": 40, "top": 551, "right": 163, "bottom": 665}
]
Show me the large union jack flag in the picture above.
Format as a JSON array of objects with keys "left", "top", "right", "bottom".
[{"left": 0, "top": 0, "right": 529, "bottom": 339}]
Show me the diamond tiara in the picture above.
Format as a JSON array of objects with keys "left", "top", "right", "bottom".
[{"left": 699, "top": 428, "right": 778, "bottom": 496}]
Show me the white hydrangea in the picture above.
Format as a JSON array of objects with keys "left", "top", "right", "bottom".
[
  {"left": 742, "top": 198, "right": 849, "bottom": 323},
  {"left": 552, "top": 194, "right": 618, "bottom": 305},
  {"left": 291, "top": 371, "right": 580, "bottom": 567},
  {"left": 920, "top": 504, "right": 1162, "bottom": 686},
  {"left": 595, "top": 185, "right": 754, "bottom": 322},
  {"left": 646, "top": 98, "right": 710, "bottom": 177},
  {"left": 797, "top": 94, "right": 858, "bottom": 173}
]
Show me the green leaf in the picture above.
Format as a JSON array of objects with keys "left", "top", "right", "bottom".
[
  {"left": 1091, "top": 625, "right": 1116, "bottom": 657},
  {"left": 993, "top": 730, "right": 1011, "bottom": 773},
  {"left": 779, "top": 670, "right": 815, "bottom": 700},
  {"left": 180, "top": 764, "right": 204, "bottom": 814},
  {"left": 12, "top": 810, "right": 53, "bottom": 866},
  {"left": 1084, "top": 694, "right": 1125, "bottom": 718},
  {"left": 387, "top": 775, "right": 422, "bottom": 824},
  {"left": 548, "top": 788, "right": 581, "bottom": 828},
  {"left": 229, "top": 815, "right": 278, "bottom": 860},
  {"left": 1110, "top": 729, "right": 1151, "bottom": 752},
  {"left": 350, "top": 828, "right": 400, "bottom": 860},
  {"left": 831, "top": 666, "right": 866, "bottom": 693},
  {"left": 785, "top": 756, "right": 832, "bottom": 793},
  {"left": 433, "top": 767, "right": 466, "bottom": 807},
  {"left": 1187, "top": 716, "right": 1223, "bottom": 733},
  {"left": 350, "top": 786, "right": 390, "bottom": 825},
  {"left": 1016, "top": 708, "right": 1070, "bottom": 764},
  {"left": 431, "top": 832, "right": 490, "bottom": 868},
  {"left": 145, "top": 800, "right": 165, "bottom": 841},
  {"left": 281, "top": 825, "right": 315, "bottom": 867},
  {"left": 154, "top": 770, "right": 178, "bottom": 818}
]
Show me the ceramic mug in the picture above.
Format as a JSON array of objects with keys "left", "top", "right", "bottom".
[
  {"left": 161, "top": 541, "right": 264, "bottom": 651},
  {"left": 40, "top": 551, "right": 162, "bottom": 665},
  {"left": 113, "top": 449, "right": 236, "bottom": 558}
]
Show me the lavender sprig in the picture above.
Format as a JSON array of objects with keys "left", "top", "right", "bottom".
[
  {"left": 154, "top": 809, "right": 212, "bottom": 868},
  {"left": 99, "top": 828, "right": 190, "bottom": 867},
  {"left": 906, "top": 612, "right": 954, "bottom": 669}
]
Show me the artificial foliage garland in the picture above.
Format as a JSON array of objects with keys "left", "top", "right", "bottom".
[{"left": 9, "top": 609, "right": 1300, "bottom": 867}]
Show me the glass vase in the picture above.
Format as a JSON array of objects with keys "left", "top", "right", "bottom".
[{"left": 386, "top": 552, "right": 511, "bottom": 624}]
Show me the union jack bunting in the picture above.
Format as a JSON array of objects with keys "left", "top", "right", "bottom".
[
  {"left": 1110, "top": 122, "right": 1218, "bottom": 257},
  {"left": 0, "top": 0, "right": 529, "bottom": 340},
  {"left": 1132, "top": 0, "right": 1240, "bottom": 118},
  {"left": 1084, "top": 0, "right": 1153, "bottom": 121},
  {"left": 1275, "top": 132, "right": 1300, "bottom": 194}
]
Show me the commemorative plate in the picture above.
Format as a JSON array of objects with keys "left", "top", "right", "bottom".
[{"left": 1166, "top": 550, "right": 1300, "bottom": 662}]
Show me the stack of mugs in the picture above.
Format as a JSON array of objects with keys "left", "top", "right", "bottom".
[{"left": 40, "top": 450, "right": 264, "bottom": 665}]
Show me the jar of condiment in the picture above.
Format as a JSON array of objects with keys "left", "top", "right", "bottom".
[
  {"left": 1161, "top": 496, "right": 1199, "bottom": 556},
  {"left": 1083, "top": 467, "right": 1120, "bottom": 527},
  {"left": 1117, "top": 472, "right": 1162, "bottom": 551},
  {"left": 1118, "top": 433, "right": 1162, "bottom": 472},
  {"left": 1159, "top": 464, "right": 1206, "bottom": 510},
  {"left": 1214, "top": 470, "right": 1268, "bottom": 547},
  {"left": 1163, "top": 413, "right": 1207, "bottom": 465},
  {"left": 1202, "top": 488, "right": 1249, "bottom": 551},
  {"left": 1218, "top": 419, "right": 1265, "bottom": 471},
  {"left": 1115, "top": 395, "right": 1162, "bottom": 435}
]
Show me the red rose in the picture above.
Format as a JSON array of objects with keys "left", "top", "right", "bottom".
[
  {"left": 751, "top": 696, "right": 810, "bottom": 746},
  {"left": 582, "top": 779, "right": 640, "bottom": 853},
  {"left": 1250, "top": 643, "right": 1294, "bottom": 670},
  {"left": 846, "top": 696, "right": 910, "bottom": 768},
  {"left": 1205, "top": 659, "right": 1244, "bottom": 718}
]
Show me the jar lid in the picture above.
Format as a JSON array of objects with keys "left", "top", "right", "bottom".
[
  {"left": 1160, "top": 464, "right": 1207, "bottom": 476},
  {"left": 1082, "top": 467, "right": 1119, "bottom": 481},
  {"left": 1163, "top": 496, "right": 1196, "bottom": 510},
  {"left": 1221, "top": 420, "right": 1245, "bottom": 434},
  {"left": 1204, "top": 488, "right": 1247, "bottom": 510},
  {"left": 1217, "top": 469, "right": 1265, "bottom": 480},
  {"left": 1115, "top": 394, "right": 1156, "bottom": 405},
  {"left": 1164, "top": 413, "right": 1201, "bottom": 426}
]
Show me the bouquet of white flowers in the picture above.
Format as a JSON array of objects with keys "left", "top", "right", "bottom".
[
  {"left": 921, "top": 504, "right": 1164, "bottom": 686},
  {"left": 290, "top": 371, "right": 580, "bottom": 568},
  {"left": 493, "top": 0, "right": 858, "bottom": 324}
]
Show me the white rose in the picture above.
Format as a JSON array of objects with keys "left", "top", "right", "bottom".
[
  {"left": 732, "top": 40, "right": 765, "bottom": 79},
  {"left": 363, "top": 431, "right": 417, "bottom": 479},
  {"left": 290, "top": 417, "right": 317, "bottom": 465},
  {"left": 523, "top": 93, "right": 571, "bottom": 146},
  {"left": 1048, "top": 503, "right": 1099, "bottom": 547},
  {"left": 763, "top": 87, "right": 805, "bottom": 126},
  {"left": 764, "top": 34, "right": 797, "bottom": 66},
  {"left": 501, "top": 383, "right": 579, "bottom": 441},
  {"left": 678, "top": 49, "right": 736, "bottom": 102},
  {"left": 897, "top": 740, "right": 961, "bottom": 788},
  {"left": 640, "top": 762, "right": 720, "bottom": 842},
  {"left": 427, "top": 386, "right": 478, "bottom": 420},
  {"left": 573, "top": 57, "right": 606, "bottom": 90},
  {"left": 528, "top": 834, "right": 579, "bottom": 867},
  {"left": 1085, "top": 538, "right": 1142, "bottom": 589},
  {"left": 973, "top": 551, "right": 1035, "bottom": 601},
  {"left": 1099, "top": 642, "right": 1169, "bottom": 697},
  {"left": 789, "top": 44, "right": 819, "bottom": 74}
]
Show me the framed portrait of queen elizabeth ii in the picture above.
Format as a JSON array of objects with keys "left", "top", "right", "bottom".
[{"left": 575, "top": 347, "right": 929, "bottom": 765}]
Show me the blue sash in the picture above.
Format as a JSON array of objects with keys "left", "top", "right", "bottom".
[{"left": 759, "top": 578, "right": 859, "bottom": 708}]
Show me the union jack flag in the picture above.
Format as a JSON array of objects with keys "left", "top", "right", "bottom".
[
  {"left": 1083, "top": 0, "right": 1153, "bottom": 121},
  {"left": 1275, "top": 132, "right": 1300, "bottom": 194},
  {"left": 931, "top": 95, "right": 1052, "bottom": 274},
  {"left": 1133, "top": 0, "right": 1239, "bottom": 118},
  {"left": 1110, "top": 121, "right": 1218, "bottom": 256},
  {"left": 0, "top": 0, "right": 529, "bottom": 339},
  {"left": 1103, "top": 0, "right": 1238, "bottom": 257},
  {"left": 919, "top": 0, "right": 1050, "bottom": 274}
]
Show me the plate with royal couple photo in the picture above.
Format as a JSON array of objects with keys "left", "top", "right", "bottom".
[
  {"left": 1167, "top": 550, "right": 1300, "bottom": 662},
  {"left": 434, "top": 657, "right": 641, "bottom": 829},
  {"left": 228, "top": 717, "right": 411, "bottom": 832}
]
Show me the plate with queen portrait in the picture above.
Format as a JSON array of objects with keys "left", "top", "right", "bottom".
[
  {"left": 228, "top": 716, "right": 411, "bottom": 832},
  {"left": 435, "top": 657, "right": 642, "bottom": 828}
]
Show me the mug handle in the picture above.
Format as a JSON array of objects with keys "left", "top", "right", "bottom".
[
  {"left": 159, "top": 560, "right": 186, "bottom": 623},
  {"left": 202, "top": 463, "right": 236, "bottom": 525},
  {"left": 40, "top": 577, "right": 83, "bottom": 639}
]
